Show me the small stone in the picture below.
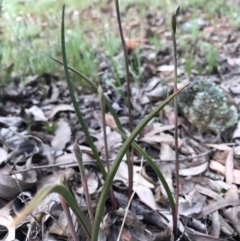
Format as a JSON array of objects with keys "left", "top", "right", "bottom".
[{"left": 178, "top": 78, "right": 238, "bottom": 134}]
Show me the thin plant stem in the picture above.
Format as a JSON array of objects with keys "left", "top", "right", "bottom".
[
  {"left": 172, "top": 6, "right": 180, "bottom": 240},
  {"left": 98, "top": 86, "right": 117, "bottom": 210},
  {"left": 98, "top": 86, "right": 110, "bottom": 172},
  {"left": 74, "top": 141, "right": 94, "bottom": 226},
  {"left": 115, "top": 0, "right": 133, "bottom": 200},
  {"left": 59, "top": 194, "right": 79, "bottom": 241}
]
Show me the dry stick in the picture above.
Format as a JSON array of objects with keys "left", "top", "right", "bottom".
[
  {"left": 114, "top": 0, "right": 134, "bottom": 200},
  {"left": 59, "top": 195, "right": 79, "bottom": 241},
  {"left": 12, "top": 147, "right": 218, "bottom": 175},
  {"left": 98, "top": 86, "right": 117, "bottom": 210},
  {"left": 172, "top": 6, "right": 180, "bottom": 240}
]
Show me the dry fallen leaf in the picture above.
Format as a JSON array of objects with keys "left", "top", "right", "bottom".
[
  {"left": 133, "top": 185, "right": 158, "bottom": 210},
  {"left": 225, "top": 149, "right": 234, "bottom": 185},
  {"left": 115, "top": 162, "right": 154, "bottom": 189},
  {"left": 46, "top": 104, "right": 74, "bottom": 119},
  {"left": 179, "top": 162, "right": 208, "bottom": 176},
  {"left": 0, "top": 215, "right": 15, "bottom": 241},
  {"left": 51, "top": 119, "right": 71, "bottom": 150},
  {"left": 25, "top": 105, "right": 48, "bottom": 122},
  {"left": 105, "top": 113, "right": 117, "bottom": 128},
  {"left": 209, "top": 160, "right": 240, "bottom": 184}
]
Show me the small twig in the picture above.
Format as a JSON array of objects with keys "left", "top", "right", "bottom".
[
  {"left": 98, "top": 85, "right": 117, "bottom": 210},
  {"left": 162, "top": 148, "right": 216, "bottom": 163},
  {"left": 98, "top": 86, "right": 110, "bottom": 172},
  {"left": 59, "top": 195, "right": 79, "bottom": 241},
  {"left": 115, "top": 0, "right": 134, "bottom": 200},
  {"left": 74, "top": 141, "right": 94, "bottom": 226},
  {"left": 11, "top": 161, "right": 78, "bottom": 174},
  {"left": 12, "top": 147, "right": 217, "bottom": 175},
  {"left": 172, "top": 6, "right": 180, "bottom": 240}
]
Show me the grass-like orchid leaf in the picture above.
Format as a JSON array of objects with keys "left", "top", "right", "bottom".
[{"left": 60, "top": 5, "right": 106, "bottom": 179}]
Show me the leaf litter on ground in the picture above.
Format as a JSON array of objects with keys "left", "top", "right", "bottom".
[{"left": 2, "top": 1, "right": 240, "bottom": 241}]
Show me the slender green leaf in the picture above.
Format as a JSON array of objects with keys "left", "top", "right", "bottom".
[
  {"left": 60, "top": 5, "right": 106, "bottom": 179},
  {"left": 114, "top": 0, "right": 134, "bottom": 198},
  {"left": 91, "top": 83, "right": 189, "bottom": 241}
]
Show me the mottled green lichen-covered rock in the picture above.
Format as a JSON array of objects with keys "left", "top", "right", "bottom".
[{"left": 178, "top": 78, "right": 238, "bottom": 134}]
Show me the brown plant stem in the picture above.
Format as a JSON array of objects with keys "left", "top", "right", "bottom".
[
  {"left": 74, "top": 142, "right": 94, "bottom": 226},
  {"left": 98, "top": 86, "right": 117, "bottom": 210},
  {"left": 59, "top": 194, "right": 79, "bottom": 241},
  {"left": 114, "top": 0, "right": 134, "bottom": 200},
  {"left": 172, "top": 6, "right": 180, "bottom": 240}
]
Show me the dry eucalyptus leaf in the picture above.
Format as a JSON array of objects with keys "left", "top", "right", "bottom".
[
  {"left": 157, "top": 64, "right": 174, "bottom": 72},
  {"left": 210, "top": 211, "right": 220, "bottom": 238},
  {"left": 160, "top": 143, "right": 175, "bottom": 161},
  {"left": 76, "top": 169, "right": 99, "bottom": 195},
  {"left": 105, "top": 113, "right": 117, "bottom": 128},
  {"left": 48, "top": 209, "right": 76, "bottom": 236},
  {"left": 224, "top": 184, "right": 239, "bottom": 201},
  {"left": 144, "top": 77, "right": 160, "bottom": 92},
  {"left": 212, "top": 150, "right": 229, "bottom": 165},
  {"left": 203, "top": 198, "right": 240, "bottom": 217},
  {"left": 195, "top": 184, "right": 221, "bottom": 200},
  {"left": 179, "top": 189, "right": 206, "bottom": 216},
  {"left": 233, "top": 145, "right": 240, "bottom": 169},
  {"left": 209, "top": 160, "right": 240, "bottom": 184},
  {"left": 219, "top": 213, "right": 235, "bottom": 236},
  {"left": 0, "top": 172, "right": 36, "bottom": 200},
  {"left": 25, "top": 105, "right": 48, "bottom": 121},
  {"left": 0, "top": 116, "right": 23, "bottom": 127},
  {"left": 225, "top": 149, "right": 234, "bottom": 185},
  {"left": 146, "top": 83, "right": 168, "bottom": 98},
  {"left": 163, "top": 105, "right": 175, "bottom": 125},
  {"left": 0, "top": 215, "right": 15, "bottom": 241},
  {"left": 140, "top": 132, "right": 175, "bottom": 146},
  {"left": 0, "top": 148, "right": 8, "bottom": 165},
  {"left": 206, "top": 143, "right": 231, "bottom": 151},
  {"left": 187, "top": 230, "right": 225, "bottom": 241},
  {"left": 46, "top": 104, "right": 74, "bottom": 119},
  {"left": 115, "top": 162, "right": 154, "bottom": 189},
  {"left": 133, "top": 185, "right": 158, "bottom": 210},
  {"left": 55, "top": 152, "right": 96, "bottom": 166},
  {"left": 179, "top": 162, "right": 208, "bottom": 176},
  {"left": 51, "top": 119, "right": 71, "bottom": 150},
  {"left": 223, "top": 206, "right": 240, "bottom": 238}
]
